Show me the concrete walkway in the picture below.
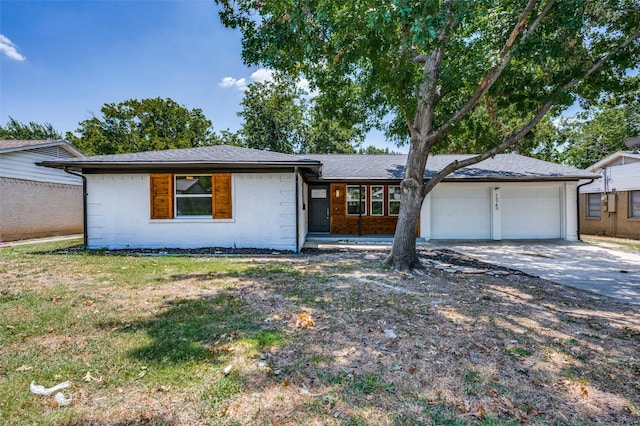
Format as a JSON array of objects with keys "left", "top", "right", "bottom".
[
  {"left": 436, "top": 240, "right": 640, "bottom": 305},
  {"left": 0, "top": 234, "right": 83, "bottom": 248}
]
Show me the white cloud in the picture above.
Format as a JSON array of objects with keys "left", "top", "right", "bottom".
[
  {"left": 218, "top": 76, "right": 247, "bottom": 91},
  {"left": 0, "top": 34, "right": 26, "bottom": 61},
  {"left": 249, "top": 68, "right": 274, "bottom": 83},
  {"left": 219, "top": 68, "right": 317, "bottom": 96}
]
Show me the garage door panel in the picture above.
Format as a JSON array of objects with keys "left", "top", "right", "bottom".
[
  {"left": 502, "top": 187, "right": 560, "bottom": 239},
  {"left": 431, "top": 186, "right": 491, "bottom": 239}
]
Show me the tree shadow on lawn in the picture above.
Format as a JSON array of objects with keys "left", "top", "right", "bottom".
[{"left": 91, "top": 254, "right": 640, "bottom": 425}]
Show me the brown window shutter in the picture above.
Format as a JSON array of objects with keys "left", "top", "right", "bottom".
[
  {"left": 212, "top": 173, "right": 232, "bottom": 219},
  {"left": 150, "top": 174, "right": 174, "bottom": 219}
]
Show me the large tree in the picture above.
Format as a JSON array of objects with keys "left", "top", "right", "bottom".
[
  {"left": 0, "top": 117, "right": 63, "bottom": 140},
  {"left": 238, "top": 73, "right": 363, "bottom": 153},
  {"left": 67, "top": 97, "right": 215, "bottom": 155},
  {"left": 216, "top": 0, "right": 640, "bottom": 270},
  {"left": 238, "top": 74, "right": 307, "bottom": 153}
]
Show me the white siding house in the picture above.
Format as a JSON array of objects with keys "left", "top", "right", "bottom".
[{"left": 0, "top": 140, "right": 84, "bottom": 242}]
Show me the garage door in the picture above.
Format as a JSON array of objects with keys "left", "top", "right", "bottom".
[
  {"left": 502, "top": 186, "right": 561, "bottom": 239},
  {"left": 431, "top": 186, "right": 491, "bottom": 239}
]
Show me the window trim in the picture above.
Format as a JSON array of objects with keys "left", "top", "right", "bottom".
[
  {"left": 630, "top": 191, "right": 640, "bottom": 219},
  {"left": 346, "top": 185, "right": 367, "bottom": 216},
  {"left": 370, "top": 185, "right": 384, "bottom": 216},
  {"left": 586, "top": 193, "right": 601, "bottom": 218},
  {"left": 388, "top": 185, "right": 401, "bottom": 216},
  {"left": 174, "top": 175, "right": 213, "bottom": 218}
]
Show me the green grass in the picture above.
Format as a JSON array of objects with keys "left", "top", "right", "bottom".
[{"left": 0, "top": 240, "right": 286, "bottom": 424}]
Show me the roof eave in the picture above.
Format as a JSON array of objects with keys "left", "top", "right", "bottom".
[{"left": 38, "top": 160, "right": 322, "bottom": 173}]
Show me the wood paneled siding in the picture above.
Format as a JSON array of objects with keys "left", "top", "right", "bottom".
[
  {"left": 330, "top": 183, "right": 404, "bottom": 235},
  {"left": 212, "top": 173, "right": 232, "bottom": 219},
  {"left": 150, "top": 174, "right": 174, "bottom": 219}
]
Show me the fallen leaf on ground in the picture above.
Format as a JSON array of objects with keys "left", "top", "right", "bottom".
[
  {"left": 580, "top": 385, "right": 589, "bottom": 398},
  {"left": 83, "top": 299, "right": 94, "bottom": 306},
  {"left": 295, "top": 313, "right": 315, "bottom": 329}
]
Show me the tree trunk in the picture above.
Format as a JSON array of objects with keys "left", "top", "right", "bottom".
[{"left": 385, "top": 137, "right": 429, "bottom": 271}]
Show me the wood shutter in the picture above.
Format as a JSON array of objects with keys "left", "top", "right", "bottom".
[
  {"left": 150, "top": 174, "right": 174, "bottom": 219},
  {"left": 212, "top": 173, "right": 232, "bottom": 219}
]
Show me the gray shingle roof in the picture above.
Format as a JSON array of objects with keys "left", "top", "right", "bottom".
[
  {"left": 303, "top": 153, "right": 598, "bottom": 180},
  {"left": 39, "top": 144, "right": 597, "bottom": 180},
  {"left": 0, "top": 139, "right": 83, "bottom": 157},
  {"left": 40, "top": 145, "right": 322, "bottom": 170}
]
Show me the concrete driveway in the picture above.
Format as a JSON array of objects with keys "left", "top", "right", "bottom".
[{"left": 434, "top": 240, "right": 640, "bottom": 305}]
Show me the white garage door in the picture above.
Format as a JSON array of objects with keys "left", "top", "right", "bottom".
[
  {"left": 431, "top": 186, "right": 491, "bottom": 239},
  {"left": 502, "top": 186, "right": 561, "bottom": 239}
]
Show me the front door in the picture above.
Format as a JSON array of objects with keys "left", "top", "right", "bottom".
[{"left": 309, "top": 185, "right": 330, "bottom": 232}]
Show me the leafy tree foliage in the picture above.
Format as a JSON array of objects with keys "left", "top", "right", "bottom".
[
  {"left": 560, "top": 79, "right": 640, "bottom": 168},
  {"left": 0, "top": 117, "right": 63, "bottom": 140},
  {"left": 238, "top": 73, "right": 362, "bottom": 153},
  {"left": 238, "top": 74, "right": 307, "bottom": 153},
  {"left": 67, "top": 98, "right": 215, "bottom": 155},
  {"left": 216, "top": 0, "right": 640, "bottom": 269}
]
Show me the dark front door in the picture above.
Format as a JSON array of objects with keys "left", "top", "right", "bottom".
[{"left": 309, "top": 185, "right": 330, "bottom": 232}]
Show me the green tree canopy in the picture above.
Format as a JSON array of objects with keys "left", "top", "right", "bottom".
[
  {"left": 238, "top": 74, "right": 307, "bottom": 153},
  {"left": 67, "top": 97, "right": 215, "bottom": 155},
  {"left": 0, "top": 117, "right": 63, "bottom": 140},
  {"left": 238, "top": 73, "right": 362, "bottom": 153},
  {"left": 216, "top": 0, "right": 640, "bottom": 269},
  {"left": 561, "top": 77, "right": 640, "bottom": 169}
]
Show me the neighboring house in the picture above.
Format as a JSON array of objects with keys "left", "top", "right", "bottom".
[
  {"left": 0, "top": 140, "right": 84, "bottom": 242},
  {"left": 40, "top": 145, "right": 597, "bottom": 252},
  {"left": 578, "top": 151, "right": 640, "bottom": 239}
]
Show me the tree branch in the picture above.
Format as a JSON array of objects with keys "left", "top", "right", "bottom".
[
  {"left": 421, "top": 25, "right": 640, "bottom": 196},
  {"left": 413, "top": 0, "right": 457, "bottom": 138},
  {"left": 428, "top": 0, "right": 555, "bottom": 144}
]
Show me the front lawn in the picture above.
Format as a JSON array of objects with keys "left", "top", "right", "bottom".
[{"left": 1, "top": 240, "right": 638, "bottom": 425}]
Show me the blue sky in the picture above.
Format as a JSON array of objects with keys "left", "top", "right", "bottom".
[{"left": 0, "top": 0, "right": 397, "bottom": 151}]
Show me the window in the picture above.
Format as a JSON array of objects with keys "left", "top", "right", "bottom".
[
  {"left": 587, "top": 193, "right": 601, "bottom": 218},
  {"left": 175, "top": 175, "right": 213, "bottom": 216},
  {"left": 630, "top": 191, "right": 640, "bottom": 218},
  {"left": 388, "top": 186, "right": 401, "bottom": 216},
  {"left": 347, "top": 186, "right": 366, "bottom": 215},
  {"left": 370, "top": 186, "right": 384, "bottom": 216},
  {"left": 150, "top": 173, "right": 232, "bottom": 220}
]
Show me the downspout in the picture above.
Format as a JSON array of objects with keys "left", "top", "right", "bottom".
[
  {"left": 63, "top": 167, "right": 87, "bottom": 247},
  {"left": 358, "top": 184, "right": 363, "bottom": 236},
  {"left": 576, "top": 179, "right": 595, "bottom": 242},
  {"left": 295, "top": 167, "right": 299, "bottom": 253}
]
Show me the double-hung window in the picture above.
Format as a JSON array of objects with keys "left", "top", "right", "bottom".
[
  {"left": 370, "top": 186, "right": 384, "bottom": 216},
  {"left": 175, "top": 175, "right": 212, "bottom": 217},
  {"left": 630, "top": 191, "right": 640, "bottom": 218},
  {"left": 388, "top": 186, "right": 401, "bottom": 216},
  {"left": 347, "top": 186, "right": 366, "bottom": 215},
  {"left": 586, "top": 193, "right": 601, "bottom": 218}
]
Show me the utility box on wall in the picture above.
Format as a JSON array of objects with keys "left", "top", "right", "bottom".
[{"left": 607, "top": 193, "right": 617, "bottom": 213}]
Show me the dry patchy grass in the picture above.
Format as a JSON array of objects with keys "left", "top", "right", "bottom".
[{"left": 0, "top": 240, "right": 638, "bottom": 425}]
